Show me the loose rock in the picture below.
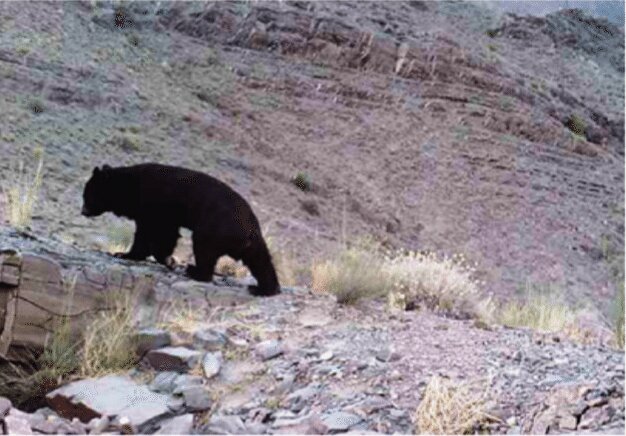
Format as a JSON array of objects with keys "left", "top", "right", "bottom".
[
  {"left": 255, "top": 340, "right": 284, "bottom": 361},
  {"left": 202, "top": 351, "right": 223, "bottom": 379},
  {"left": 145, "top": 346, "right": 203, "bottom": 372}
]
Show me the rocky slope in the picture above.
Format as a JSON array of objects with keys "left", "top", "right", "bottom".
[
  {"left": 0, "top": 1, "right": 623, "bottom": 316},
  {"left": 0, "top": 227, "right": 624, "bottom": 434}
]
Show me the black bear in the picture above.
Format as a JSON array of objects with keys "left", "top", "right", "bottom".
[{"left": 81, "top": 163, "right": 280, "bottom": 296}]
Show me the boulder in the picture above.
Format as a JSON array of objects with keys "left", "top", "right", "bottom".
[{"left": 46, "top": 375, "right": 173, "bottom": 430}]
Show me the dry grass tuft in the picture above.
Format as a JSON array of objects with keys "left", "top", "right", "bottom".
[
  {"left": 312, "top": 246, "right": 388, "bottom": 305},
  {"left": 158, "top": 301, "right": 209, "bottom": 336},
  {"left": 383, "top": 250, "right": 491, "bottom": 319},
  {"left": 498, "top": 285, "right": 578, "bottom": 334},
  {"left": 104, "top": 222, "right": 134, "bottom": 254},
  {"left": 414, "top": 376, "right": 493, "bottom": 434},
  {"left": 266, "top": 235, "right": 299, "bottom": 287},
  {"left": 614, "top": 282, "right": 625, "bottom": 349},
  {"left": 215, "top": 255, "right": 250, "bottom": 278},
  {"left": 2, "top": 146, "right": 44, "bottom": 229},
  {"left": 79, "top": 291, "right": 139, "bottom": 377}
]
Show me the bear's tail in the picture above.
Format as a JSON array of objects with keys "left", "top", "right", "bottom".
[{"left": 243, "top": 233, "right": 281, "bottom": 296}]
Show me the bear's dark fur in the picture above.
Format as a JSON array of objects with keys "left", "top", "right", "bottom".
[{"left": 81, "top": 163, "right": 280, "bottom": 296}]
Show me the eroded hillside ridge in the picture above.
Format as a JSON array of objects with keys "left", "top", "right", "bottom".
[{"left": 0, "top": 1, "right": 623, "bottom": 314}]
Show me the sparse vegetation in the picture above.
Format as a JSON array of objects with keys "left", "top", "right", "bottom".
[
  {"left": 112, "top": 132, "right": 141, "bottom": 151},
  {"left": 0, "top": 320, "right": 79, "bottom": 409},
  {"left": 265, "top": 235, "right": 298, "bottom": 287},
  {"left": 2, "top": 146, "right": 45, "bottom": 229},
  {"left": 485, "top": 28, "right": 498, "bottom": 38},
  {"left": 291, "top": 171, "right": 312, "bottom": 192},
  {"left": 27, "top": 97, "right": 45, "bottom": 114},
  {"left": 414, "top": 376, "right": 493, "bottom": 434},
  {"left": 613, "top": 283, "right": 624, "bottom": 349},
  {"left": 79, "top": 292, "right": 139, "bottom": 377},
  {"left": 104, "top": 222, "right": 134, "bottom": 254},
  {"left": 383, "top": 250, "right": 491, "bottom": 319},
  {"left": 158, "top": 301, "right": 210, "bottom": 336},
  {"left": 312, "top": 245, "right": 388, "bottom": 305},
  {"left": 312, "top": 242, "right": 491, "bottom": 316},
  {"left": 215, "top": 255, "right": 249, "bottom": 278},
  {"left": 127, "top": 33, "right": 140, "bottom": 47},
  {"left": 499, "top": 96, "right": 513, "bottom": 112},
  {"left": 0, "top": 279, "right": 139, "bottom": 406},
  {"left": 498, "top": 284, "right": 578, "bottom": 333},
  {"left": 566, "top": 114, "right": 586, "bottom": 136}
]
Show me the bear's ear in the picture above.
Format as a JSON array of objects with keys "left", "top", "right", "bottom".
[
  {"left": 92, "top": 166, "right": 101, "bottom": 175},
  {"left": 102, "top": 164, "right": 112, "bottom": 171}
]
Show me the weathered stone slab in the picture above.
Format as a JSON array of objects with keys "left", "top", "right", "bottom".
[
  {"left": 193, "top": 328, "right": 227, "bottom": 350},
  {"left": 145, "top": 346, "right": 203, "bottom": 372},
  {"left": 155, "top": 413, "right": 194, "bottom": 434},
  {"left": 46, "top": 375, "right": 172, "bottom": 430},
  {"left": 181, "top": 385, "right": 212, "bottom": 412},
  {"left": 135, "top": 328, "right": 171, "bottom": 356},
  {"left": 3, "top": 408, "right": 34, "bottom": 434},
  {"left": 202, "top": 415, "right": 248, "bottom": 434}
]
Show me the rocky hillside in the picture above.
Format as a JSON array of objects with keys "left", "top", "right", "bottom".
[
  {"left": 0, "top": 1, "right": 623, "bottom": 316},
  {"left": 0, "top": 228, "right": 624, "bottom": 434}
]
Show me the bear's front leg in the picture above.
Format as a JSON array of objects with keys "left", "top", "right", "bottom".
[{"left": 113, "top": 220, "right": 151, "bottom": 261}]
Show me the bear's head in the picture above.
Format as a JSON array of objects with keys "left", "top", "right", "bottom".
[{"left": 81, "top": 165, "right": 113, "bottom": 217}]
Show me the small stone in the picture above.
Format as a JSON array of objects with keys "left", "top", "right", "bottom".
[
  {"left": 271, "top": 374, "right": 295, "bottom": 396},
  {"left": 135, "top": 328, "right": 171, "bottom": 356},
  {"left": 320, "top": 351, "right": 334, "bottom": 361},
  {"left": 87, "top": 416, "right": 110, "bottom": 434},
  {"left": 322, "top": 411, "right": 363, "bottom": 432},
  {"left": 116, "top": 416, "right": 136, "bottom": 434},
  {"left": 228, "top": 336, "right": 249, "bottom": 348},
  {"left": 202, "top": 352, "right": 222, "bottom": 379},
  {"left": 155, "top": 414, "right": 194, "bottom": 434},
  {"left": 587, "top": 396, "right": 609, "bottom": 408},
  {"left": 507, "top": 425, "right": 522, "bottom": 435},
  {"left": 182, "top": 385, "right": 212, "bottom": 412},
  {"left": 285, "top": 385, "right": 320, "bottom": 412},
  {"left": 578, "top": 405, "right": 613, "bottom": 429},
  {"left": 0, "top": 396, "right": 12, "bottom": 416},
  {"left": 149, "top": 371, "right": 179, "bottom": 393},
  {"left": 375, "top": 349, "right": 401, "bottom": 363},
  {"left": 172, "top": 375, "right": 204, "bottom": 395},
  {"left": 506, "top": 416, "right": 517, "bottom": 426},
  {"left": 146, "top": 346, "right": 203, "bottom": 372},
  {"left": 558, "top": 414, "right": 578, "bottom": 431},
  {"left": 202, "top": 415, "right": 248, "bottom": 434},
  {"left": 3, "top": 409, "right": 34, "bottom": 434},
  {"left": 193, "top": 328, "right": 227, "bottom": 351},
  {"left": 255, "top": 340, "right": 284, "bottom": 361},
  {"left": 246, "top": 422, "right": 268, "bottom": 434}
]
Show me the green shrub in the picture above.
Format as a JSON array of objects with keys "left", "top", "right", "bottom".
[
  {"left": 292, "top": 172, "right": 312, "bottom": 192},
  {"left": 566, "top": 114, "right": 586, "bottom": 136}
]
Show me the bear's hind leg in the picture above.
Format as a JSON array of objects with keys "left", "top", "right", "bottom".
[{"left": 187, "top": 232, "right": 220, "bottom": 282}]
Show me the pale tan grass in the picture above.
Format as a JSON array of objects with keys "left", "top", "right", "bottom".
[
  {"left": 414, "top": 376, "right": 493, "bottom": 434},
  {"left": 2, "top": 146, "right": 44, "bottom": 229},
  {"left": 312, "top": 247, "right": 389, "bottom": 305},
  {"left": 383, "top": 251, "right": 492, "bottom": 319},
  {"left": 79, "top": 292, "right": 138, "bottom": 377}
]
